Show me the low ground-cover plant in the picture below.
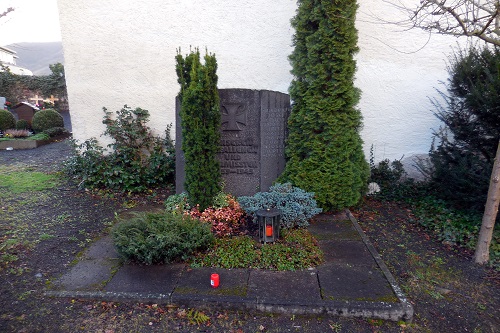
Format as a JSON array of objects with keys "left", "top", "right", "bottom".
[
  {"left": 191, "top": 228, "right": 323, "bottom": 270},
  {"left": 112, "top": 211, "right": 214, "bottom": 265},
  {"left": 64, "top": 106, "right": 175, "bottom": 193},
  {"left": 410, "top": 196, "right": 499, "bottom": 268},
  {"left": 238, "top": 183, "right": 322, "bottom": 228}
]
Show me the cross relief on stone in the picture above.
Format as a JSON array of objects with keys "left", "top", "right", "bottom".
[{"left": 221, "top": 103, "right": 247, "bottom": 131}]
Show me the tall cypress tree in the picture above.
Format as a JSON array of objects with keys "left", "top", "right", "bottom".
[
  {"left": 176, "top": 49, "right": 221, "bottom": 210},
  {"left": 280, "top": 0, "right": 369, "bottom": 211}
]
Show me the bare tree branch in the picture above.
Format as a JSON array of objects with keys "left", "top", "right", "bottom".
[
  {"left": 384, "top": 0, "right": 500, "bottom": 46},
  {"left": 0, "top": 7, "right": 14, "bottom": 19}
]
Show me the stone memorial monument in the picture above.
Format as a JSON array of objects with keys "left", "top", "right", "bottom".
[{"left": 176, "top": 89, "right": 290, "bottom": 197}]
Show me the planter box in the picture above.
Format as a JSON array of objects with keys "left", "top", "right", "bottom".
[{"left": 0, "top": 134, "right": 71, "bottom": 150}]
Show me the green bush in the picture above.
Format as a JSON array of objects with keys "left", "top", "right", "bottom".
[
  {"left": 31, "top": 109, "right": 64, "bottom": 133},
  {"left": 176, "top": 48, "right": 222, "bottom": 210},
  {"left": 112, "top": 211, "right": 214, "bottom": 265},
  {"left": 279, "top": 0, "right": 369, "bottom": 211},
  {"left": 43, "top": 126, "right": 69, "bottom": 137},
  {"left": 63, "top": 106, "right": 175, "bottom": 193},
  {"left": 15, "top": 119, "right": 30, "bottom": 130},
  {"left": 424, "top": 46, "right": 500, "bottom": 212},
  {"left": 238, "top": 183, "right": 322, "bottom": 228},
  {"left": 0, "top": 109, "right": 16, "bottom": 131}
]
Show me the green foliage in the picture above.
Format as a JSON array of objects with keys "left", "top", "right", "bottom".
[
  {"left": 165, "top": 192, "right": 191, "bottom": 215},
  {"left": 112, "top": 211, "right": 214, "bottom": 265},
  {"left": 279, "top": 0, "right": 369, "bottom": 211},
  {"left": 31, "top": 109, "right": 64, "bottom": 133},
  {"left": 192, "top": 229, "right": 323, "bottom": 270},
  {"left": 0, "top": 63, "right": 67, "bottom": 107},
  {"left": 63, "top": 106, "right": 175, "bottom": 192},
  {"left": 43, "top": 126, "right": 69, "bottom": 137},
  {"left": 410, "top": 196, "right": 499, "bottom": 268},
  {"left": 424, "top": 46, "right": 500, "bottom": 212},
  {"left": 238, "top": 183, "right": 322, "bottom": 228},
  {"left": 0, "top": 109, "right": 15, "bottom": 131},
  {"left": 176, "top": 48, "right": 221, "bottom": 210},
  {"left": 15, "top": 119, "right": 29, "bottom": 130}
]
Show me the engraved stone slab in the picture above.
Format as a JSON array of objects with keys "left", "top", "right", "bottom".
[{"left": 176, "top": 89, "right": 290, "bottom": 197}]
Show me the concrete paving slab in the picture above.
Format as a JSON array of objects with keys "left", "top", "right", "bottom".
[
  {"left": 319, "top": 240, "right": 377, "bottom": 266},
  {"left": 53, "top": 258, "right": 120, "bottom": 291},
  {"left": 247, "top": 269, "right": 321, "bottom": 303},
  {"left": 173, "top": 267, "right": 249, "bottom": 297},
  {"left": 318, "top": 263, "right": 397, "bottom": 302},
  {"left": 104, "top": 263, "right": 184, "bottom": 294},
  {"left": 84, "top": 236, "right": 119, "bottom": 260},
  {"left": 308, "top": 219, "right": 360, "bottom": 241}
]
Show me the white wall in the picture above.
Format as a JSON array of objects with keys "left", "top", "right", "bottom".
[
  {"left": 356, "top": 1, "right": 463, "bottom": 162},
  {"left": 57, "top": 0, "right": 462, "bottom": 161},
  {"left": 57, "top": 0, "right": 296, "bottom": 146}
]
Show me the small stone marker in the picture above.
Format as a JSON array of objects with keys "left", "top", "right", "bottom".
[{"left": 176, "top": 89, "right": 290, "bottom": 197}]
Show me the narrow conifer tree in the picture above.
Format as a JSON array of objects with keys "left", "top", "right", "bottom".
[
  {"left": 176, "top": 49, "right": 221, "bottom": 210},
  {"left": 280, "top": 0, "right": 369, "bottom": 211}
]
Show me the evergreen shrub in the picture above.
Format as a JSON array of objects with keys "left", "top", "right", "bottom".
[
  {"left": 424, "top": 46, "right": 500, "bottom": 212},
  {"left": 0, "top": 109, "right": 15, "bottom": 131},
  {"left": 279, "top": 0, "right": 369, "bottom": 211},
  {"left": 15, "top": 119, "right": 29, "bottom": 130},
  {"left": 112, "top": 211, "right": 214, "bottom": 265},
  {"left": 238, "top": 183, "right": 322, "bottom": 228},
  {"left": 176, "top": 48, "right": 221, "bottom": 210},
  {"left": 31, "top": 109, "right": 64, "bottom": 133}
]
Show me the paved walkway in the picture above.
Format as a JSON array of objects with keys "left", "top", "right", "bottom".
[{"left": 47, "top": 210, "right": 413, "bottom": 322}]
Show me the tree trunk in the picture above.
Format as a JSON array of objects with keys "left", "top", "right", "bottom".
[{"left": 474, "top": 140, "right": 500, "bottom": 264}]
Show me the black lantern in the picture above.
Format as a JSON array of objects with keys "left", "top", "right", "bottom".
[{"left": 256, "top": 208, "right": 281, "bottom": 243}]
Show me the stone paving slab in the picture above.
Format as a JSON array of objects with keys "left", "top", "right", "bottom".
[
  {"left": 247, "top": 269, "right": 321, "bottom": 303},
  {"left": 308, "top": 219, "right": 360, "bottom": 241},
  {"left": 104, "top": 264, "right": 184, "bottom": 294},
  {"left": 318, "top": 240, "right": 377, "bottom": 266},
  {"left": 318, "top": 263, "right": 397, "bottom": 302},
  {"left": 53, "top": 258, "right": 120, "bottom": 291},
  {"left": 173, "top": 267, "right": 249, "bottom": 298}
]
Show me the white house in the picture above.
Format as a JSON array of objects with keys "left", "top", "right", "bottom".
[
  {"left": 0, "top": 46, "right": 33, "bottom": 76},
  {"left": 56, "top": 0, "right": 465, "bottom": 165}
]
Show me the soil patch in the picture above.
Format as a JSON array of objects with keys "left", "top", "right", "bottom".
[{"left": 0, "top": 141, "right": 498, "bottom": 332}]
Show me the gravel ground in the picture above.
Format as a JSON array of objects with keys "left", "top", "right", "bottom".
[{"left": 0, "top": 139, "right": 73, "bottom": 172}]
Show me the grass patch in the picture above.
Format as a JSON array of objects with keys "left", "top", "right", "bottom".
[
  {"left": 0, "top": 168, "right": 60, "bottom": 196},
  {"left": 191, "top": 228, "right": 323, "bottom": 271}
]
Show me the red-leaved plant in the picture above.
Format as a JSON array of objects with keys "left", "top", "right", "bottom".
[{"left": 188, "top": 195, "right": 246, "bottom": 237}]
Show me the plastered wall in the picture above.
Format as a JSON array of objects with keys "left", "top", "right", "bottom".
[{"left": 57, "top": 0, "right": 463, "bottom": 161}]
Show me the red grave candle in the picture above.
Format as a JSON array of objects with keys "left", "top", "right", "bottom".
[
  {"left": 210, "top": 273, "right": 219, "bottom": 288},
  {"left": 266, "top": 225, "right": 273, "bottom": 237}
]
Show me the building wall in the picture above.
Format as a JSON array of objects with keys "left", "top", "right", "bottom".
[{"left": 57, "top": 0, "right": 463, "bottom": 161}]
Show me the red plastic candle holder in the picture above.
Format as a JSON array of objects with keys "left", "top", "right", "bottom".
[{"left": 210, "top": 273, "right": 219, "bottom": 288}]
